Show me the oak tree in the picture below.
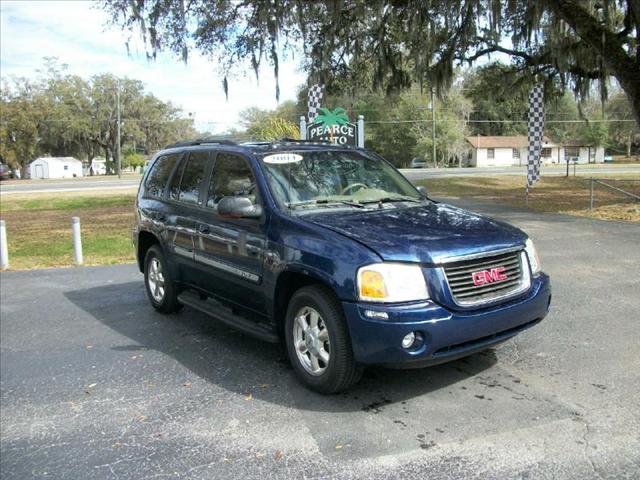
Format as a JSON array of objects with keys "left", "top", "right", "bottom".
[{"left": 101, "top": 0, "right": 640, "bottom": 127}]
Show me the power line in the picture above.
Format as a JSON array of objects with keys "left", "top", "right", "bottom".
[
  {"left": 3, "top": 105, "right": 635, "bottom": 118},
  {"left": 367, "top": 119, "right": 637, "bottom": 124}
]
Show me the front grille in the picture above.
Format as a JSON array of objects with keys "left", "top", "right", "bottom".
[{"left": 443, "top": 250, "right": 527, "bottom": 306}]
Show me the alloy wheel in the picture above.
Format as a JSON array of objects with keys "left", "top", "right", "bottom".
[
  {"left": 293, "top": 306, "right": 331, "bottom": 376},
  {"left": 147, "top": 257, "right": 165, "bottom": 303}
]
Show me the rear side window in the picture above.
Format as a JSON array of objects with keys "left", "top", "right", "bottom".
[
  {"left": 206, "top": 153, "right": 256, "bottom": 208},
  {"left": 176, "top": 151, "right": 210, "bottom": 204},
  {"left": 168, "top": 158, "right": 187, "bottom": 200},
  {"left": 145, "top": 154, "right": 180, "bottom": 198}
]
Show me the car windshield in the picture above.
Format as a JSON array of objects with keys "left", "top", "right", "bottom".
[{"left": 259, "top": 150, "right": 422, "bottom": 209}]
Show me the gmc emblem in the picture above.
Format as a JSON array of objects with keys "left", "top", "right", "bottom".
[{"left": 472, "top": 267, "right": 508, "bottom": 286}]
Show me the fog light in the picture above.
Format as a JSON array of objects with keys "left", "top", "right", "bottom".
[{"left": 402, "top": 332, "right": 416, "bottom": 349}]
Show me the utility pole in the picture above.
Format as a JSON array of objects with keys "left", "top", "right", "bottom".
[
  {"left": 430, "top": 86, "right": 437, "bottom": 168},
  {"left": 116, "top": 79, "right": 122, "bottom": 179}
]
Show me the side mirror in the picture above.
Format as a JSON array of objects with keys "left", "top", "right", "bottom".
[
  {"left": 416, "top": 185, "right": 428, "bottom": 197},
  {"left": 217, "top": 196, "right": 263, "bottom": 219}
]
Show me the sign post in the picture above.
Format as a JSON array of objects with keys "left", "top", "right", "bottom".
[
  {"left": 357, "top": 115, "right": 364, "bottom": 148},
  {"left": 299, "top": 116, "right": 307, "bottom": 140}
]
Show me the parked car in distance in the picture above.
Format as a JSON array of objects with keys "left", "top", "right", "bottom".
[
  {"left": 410, "top": 157, "right": 427, "bottom": 168},
  {"left": 0, "top": 163, "right": 13, "bottom": 180},
  {"left": 133, "top": 139, "right": 551, "bottom": 393}
]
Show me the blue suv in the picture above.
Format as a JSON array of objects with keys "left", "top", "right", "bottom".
[{"left": 133, "top": 139, "right": 551, "bottom": 393}]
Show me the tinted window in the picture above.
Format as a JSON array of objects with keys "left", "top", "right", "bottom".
[
  {"left": 168, "top": 157, "right": 187, "bottom": 200},
  {"left": 176, "top": 151, "right": 210, "bottom": 204},
  {"left": 206, "top": 154, "right": 256, "bottom": 208},
  {"left": 145, "top": 154, "right": 180, "bottom": 198}
]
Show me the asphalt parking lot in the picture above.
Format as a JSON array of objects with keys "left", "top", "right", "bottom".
[{"left": 1, "top": 199, "right": 639, "bottom": 479}]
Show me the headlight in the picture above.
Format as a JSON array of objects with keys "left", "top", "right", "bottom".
[
  {"left": 525, "top": 238, "right": 541, "bottom": 274},
  {"left": 357, "top": 263, "right": 429, "bottom": 303}
]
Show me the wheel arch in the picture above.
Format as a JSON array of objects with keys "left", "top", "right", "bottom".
[
  {"left": 272, "top": 268, "right": 340, "bottom": 340},
  {"left": 137, "top": 230, "right": 160, "bottom": 272}
]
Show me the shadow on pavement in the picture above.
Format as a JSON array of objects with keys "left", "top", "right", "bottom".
[{"left": 65, "top": 281, "right": 497, "bottom": 412}]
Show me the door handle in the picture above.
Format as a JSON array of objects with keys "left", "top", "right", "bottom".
[{"left": 198, "top": 224, "right": 210, "bottom": 234}]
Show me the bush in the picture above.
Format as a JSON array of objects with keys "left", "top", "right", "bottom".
[{"left": 123, "top": 152, "right": 146, "bottom": 169}]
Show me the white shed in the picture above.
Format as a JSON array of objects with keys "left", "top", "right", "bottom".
[{"left": 29, "top": 157, "right": 84, "bottom": 179}]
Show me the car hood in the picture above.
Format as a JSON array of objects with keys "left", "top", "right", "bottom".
[{"left": 305, "top": 202, "right": 527, "bottom": 264}]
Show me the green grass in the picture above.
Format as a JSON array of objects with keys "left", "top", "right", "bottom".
[
  {"left": 419, "top": 175, "right": 640, "bottom": 222},
  {"left": 1, "top": 193, "right": 136, "bottom": 270},
  {"left": 1, "top": 195, "right": 135, "bottom": 212}
]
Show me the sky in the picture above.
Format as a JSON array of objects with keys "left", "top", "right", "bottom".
[{"left": 0, "top": 0, "right": 307, "bottom": 133}]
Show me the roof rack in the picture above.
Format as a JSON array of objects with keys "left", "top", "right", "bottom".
[
  {"left": 277, "top": 138, "right": 333, "bottom": 144},
  {"left": 240, "top": 141, "right": 273, "bottom": 146},
  {"left": 164, "top": 137, "right": 237, "bottom": 149}
]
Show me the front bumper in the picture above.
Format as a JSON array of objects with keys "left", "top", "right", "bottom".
[{"left": 342, "top": 273, "right": 551, "bottom": 367}]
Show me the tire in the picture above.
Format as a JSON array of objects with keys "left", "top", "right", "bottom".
[
  {"left": 144, "top": 244, "right": 181, "bottom": 313},
  {"left": 285, "top": 285, "right": 363, "bottom": 394}
]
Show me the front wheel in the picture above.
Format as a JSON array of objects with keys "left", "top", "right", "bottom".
[
  {"left": 144, "top": 245, "right": 181, "bottom": 313},
  {"left": 285, "top": 286, "right": 362, "bottom": 393}
]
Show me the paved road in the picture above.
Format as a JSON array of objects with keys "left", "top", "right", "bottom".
[
  {"left": 400, "top": 164, "right": 640, "bottom": 180},
  {"left": 0, "top": 178, "right": 141, "bottom": 194},
  {"left": 1, "top": 201, "right": 639, "bottom": 479},
  {"left": 2, "top": 164, "right": 639, "bottom": 194}
]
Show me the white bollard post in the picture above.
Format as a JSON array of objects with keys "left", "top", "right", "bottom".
[
  {"left": 0, "top": 220, "right": 8, "bottom": 270},
  {"left": 71, "top": 217, "right": 83, "bottom": 265},
  {"left": 357, "top": 115, "right": 365, "bottom": 148}
]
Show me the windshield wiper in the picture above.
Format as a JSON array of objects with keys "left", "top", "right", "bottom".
[
  {"left": 359, "top": 196, "right": 423, "bottom": 205},
  {"left": 287, "top": 199, "right": 365, "bottom": 209}
]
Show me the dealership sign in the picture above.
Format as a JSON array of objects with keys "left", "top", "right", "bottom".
[{"left": 307, "top": 107, "right": 357, "bottom": 146}]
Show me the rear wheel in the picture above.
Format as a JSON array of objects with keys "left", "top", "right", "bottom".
[
  {"left": 285, "top": 286, "right": 362, "bottom": 393},
  {"left": 144, "top": 245, "right": 181, "bottom": 313}
]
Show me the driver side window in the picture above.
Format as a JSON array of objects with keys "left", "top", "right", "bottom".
[{"left": 206, "top": 153, "right": 256, "bottom": 208}]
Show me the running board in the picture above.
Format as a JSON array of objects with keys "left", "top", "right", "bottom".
[{"left": 177, "top": 290, "right": 279, "bottom": 343}]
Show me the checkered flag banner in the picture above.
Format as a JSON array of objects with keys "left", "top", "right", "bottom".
[
  {"left": 527, "top": 85, "right": 545, "bottom": 189},
  {"left": 307, "top": 84, "right": 324, "bottom": 123}
]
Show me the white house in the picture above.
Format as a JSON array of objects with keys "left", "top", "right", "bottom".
[
  {"left": 466, "top": 135, "right": 605, "bottom": 167},
  {"left": 83, "top": 158, "right": 107, "bottom": 176},
  {"left": 560, "top": 140, "right": 605, "bottom": 164},
  {"left": 466, "top": 136, "right": 561, "bottom": 167},
  {"left": 29, "top": 157, "right": 83, "bottom": 179}
]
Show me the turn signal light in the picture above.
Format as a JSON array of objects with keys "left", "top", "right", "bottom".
[{"left": 359, "top": 270, "right": 387, "bottom": 299}]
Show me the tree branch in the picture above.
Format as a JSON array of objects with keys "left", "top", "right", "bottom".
[
  {"left": 547, "top": 0, "right": 637, "bottom": 72},
  {"left": 464, "top": 44, "right": 533, "bottom": 63}
]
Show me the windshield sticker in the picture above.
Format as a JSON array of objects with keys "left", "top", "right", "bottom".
[{"left": 263, "top": 153, "right": 303, "bottom": 164}]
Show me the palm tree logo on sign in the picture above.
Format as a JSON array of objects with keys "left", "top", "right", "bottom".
[
  {"left": 315, "top": 107, "right": 349, "bottom": 127},
  {"left": 308, "top": 107, "right": 357, "bottom": 146}
]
